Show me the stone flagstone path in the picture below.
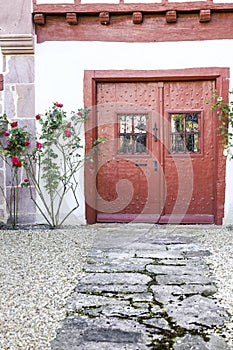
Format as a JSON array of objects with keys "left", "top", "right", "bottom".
[{"left": 51, "top": 225, "right": 230, "bottom": 350}]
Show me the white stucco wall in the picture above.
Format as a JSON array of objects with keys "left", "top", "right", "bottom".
[{"left": 35, "top": 40, "right": 233, "bottom": 225}]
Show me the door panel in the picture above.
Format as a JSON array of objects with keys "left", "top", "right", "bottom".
[
  {"left": 162, "top": 80, "right": 215, "bottom": 223},
  {"left": 96, "top": 82, "right": 163, "bottom": 222},
  {"left": 95, "top": 79, "right": 215, "bottom": 223}
]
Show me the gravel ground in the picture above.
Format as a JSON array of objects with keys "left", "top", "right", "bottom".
[
  {"left": 0, "top": 224, "right": 233, "bottom": 350},
  {"left": 200, "top": 225, "right": 233, "bottom": 349},
  {"left": 0, "top": 225, "right": 97, "bottom": 350}
]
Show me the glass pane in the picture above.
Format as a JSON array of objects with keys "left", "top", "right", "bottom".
[
  {"left": 170, "top": 113, "right": 200, "bottom": 153},
  {"left": 185, "top": 113, "right": 199, "bottom": 152},
  {"left": 119, "top": 135, "right": 133, "bottom": 153},
  {"left": 118, "top": 114, "right": 148, "bottom": 154},
  {"left": 171, "top": 133, "right": 184, "bottom": 152},
  {"left": 171, "top": 114, "right": 184, "bottom": 133},
  {"left": 119, "top": 115, "right": 132, "bottom": 133},
  {"left": 134, "top": 115, "right": 147, "bottom": 133},
  {"left": 134, "top": 134, "right": 147, "bottom": 153}
]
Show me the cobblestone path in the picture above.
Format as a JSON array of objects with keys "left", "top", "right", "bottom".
[{"left": 51, "top": 225, "right": 230, "bottom": 350}]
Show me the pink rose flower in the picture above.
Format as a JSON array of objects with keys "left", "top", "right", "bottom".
[
  {"left": 36, "top": 142, "right": 43, "bottom": 149},
  {"left": 3, "top": 131, "right": 10, "bottom": 136},
  {"left": 64, "top": 129, "right": 72, "bottom": 137},
  {"left": 54, "top": 102, "right": 63, "bottom": 108}
]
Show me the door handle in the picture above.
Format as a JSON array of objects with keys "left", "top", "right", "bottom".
[{"left": 153, "top": 122, "right": 158, "bottom": 142}]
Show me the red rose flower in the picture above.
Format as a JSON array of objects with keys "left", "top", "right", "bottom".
[
  {"left": 35, "top": 114, "right": 41, "bottom": 120},
  {"left": 36, "top": 142, "right": 43, "bottom": 149},
  {"left": 64, "top": 129, "right": 72, "bottom": 137},
  {"left": 12, "top": 157, "right": 22, "bottom": 167},
  {"left": 25, "top": 141, "right": 30, "bottom": 146},
  {"left": 24, "top": 178, "right": 29, "bottom": 183},
  {"left": 77, "top": 111, "right": 83, "bottom": 116},
  {"left": 3, "top": 131, "right": 10, "bottom": 136},
  {"left": 11, "top": 122, "right": 18, "bottom": 127}
]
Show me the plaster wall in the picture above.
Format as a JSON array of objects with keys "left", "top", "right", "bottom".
[{"left": 35, "top": 39, "right": 233, "bottom": 225}]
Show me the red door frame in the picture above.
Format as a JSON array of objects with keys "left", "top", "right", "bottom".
[{"left": 84, "top": 68, "right": 229, "bottom": 224}]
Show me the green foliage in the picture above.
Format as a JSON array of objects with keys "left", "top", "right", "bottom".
[{"left": 208, "top": 90, "right": 233, "bottom": 158}]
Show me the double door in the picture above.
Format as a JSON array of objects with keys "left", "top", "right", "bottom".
[{"left": 91, "top": 79, "right": 219, "bottom": 223}]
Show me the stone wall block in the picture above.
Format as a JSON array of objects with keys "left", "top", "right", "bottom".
[
  {"left": 4, "top": 85, "right": 16, "bottom": 118},
  {"left": 5, "top": 56, "right": 34, "bottom": 84},
  {"left": 0, "top": 169, "right": 5, "bottom": 205},
  {"left": 17, "top": 84, "right": 35, "bottom": 119},
  {"left": 0, "top": 91, "right": 3, "bottom": 115},
  {"left": 6, "top": 186, "right": 36, "bottom": 224},
  {"left": 6, "top": 163, "right": 21, "bottom": 186},
  {"left": 0, "top": 209, "right": 5, "bottom": 221},
  {"left": 1, "top": 0, "right": 33, "bottom": 34},
  {"left": 15, "top": 118, "right": 36, "bottom": 136},
  {"left": 17, "top": 186, "right": 36, "bottom": 223}
]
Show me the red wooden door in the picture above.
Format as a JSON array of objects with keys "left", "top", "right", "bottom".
[
  {"left": 96, "top": 82, "right": 164, "bottom": 222},
  {"left": 161, "top": 80, "right": 215, "bottom": 223},
  {"left": 95, "top": 79, "right": 216, "bottom": 223}
]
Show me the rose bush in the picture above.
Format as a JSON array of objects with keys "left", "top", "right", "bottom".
[
  {"left": 0, "top": 102, "right": 105, "bottom": 228},
  {"left": 0, "top": 114, "right": 32, "bottom": 226}
]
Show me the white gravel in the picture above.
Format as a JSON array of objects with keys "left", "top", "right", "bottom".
[
  {"left": 0, "top": 226, "right": 96, "bottom": 350},
  {"left": 0, "top": 224, "right": 233, "bottom": 349},
  {"left": 200, "top": 225, "right": 233, "bottom": 349}
]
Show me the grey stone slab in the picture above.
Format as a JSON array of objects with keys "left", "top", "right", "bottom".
[
  {"left": 79, "top": 272, "right": 151, "bottom": 286},
  {"left": 183, "top": 250, "right": 212, "bottom": 257},
  {"left": 88, "top": 249, "right": 138, "bottom": 259},
  {"left": 77, "top": 283, "right": 148, "bottom": 294},
  {"left": 166, "top": 295, "right": 228, "bottom": 329},
  {"left": 85, "top": 257, "right": 153, "bottom": 273},
  {"left": 158, "top": 258, "right": 209, "bottom": 268},
  {"left": 98, "top": 303, "right": 149, "bottom": 318},
  {"left": 173, "top": 334, "right": 230, "bottom": 350},
  {"left": 142, "top": 317, "right": 170, "bottom": 331},
  {"left": 64, "top": 343, "right": 149, "bottom": 350},
  {"left": 118, "top": 292, "right": 154, "bottom": 303},
  {"left": 144, "top": 235, "right": 195, "bottom": 245},
  {"left": 151, "top": 285, "right": 218, "bottom": 304},
  {"left": 156, "top": 273, "right": 213, "bottom": 285},
  {"left": 51, "top": 316, "right": 150, "bottom": 350},
  {"left": 146, "top": 264, "right": 209, "bottom": 276},
  {"left": 66, "top": 293, "right": 120, "bottom": 310},
  {"left": 166, "top": 243, "right": 202, "bottom": 251},
  {"left": 134, "top": 250, "right": 185, "bottom": 259}
]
